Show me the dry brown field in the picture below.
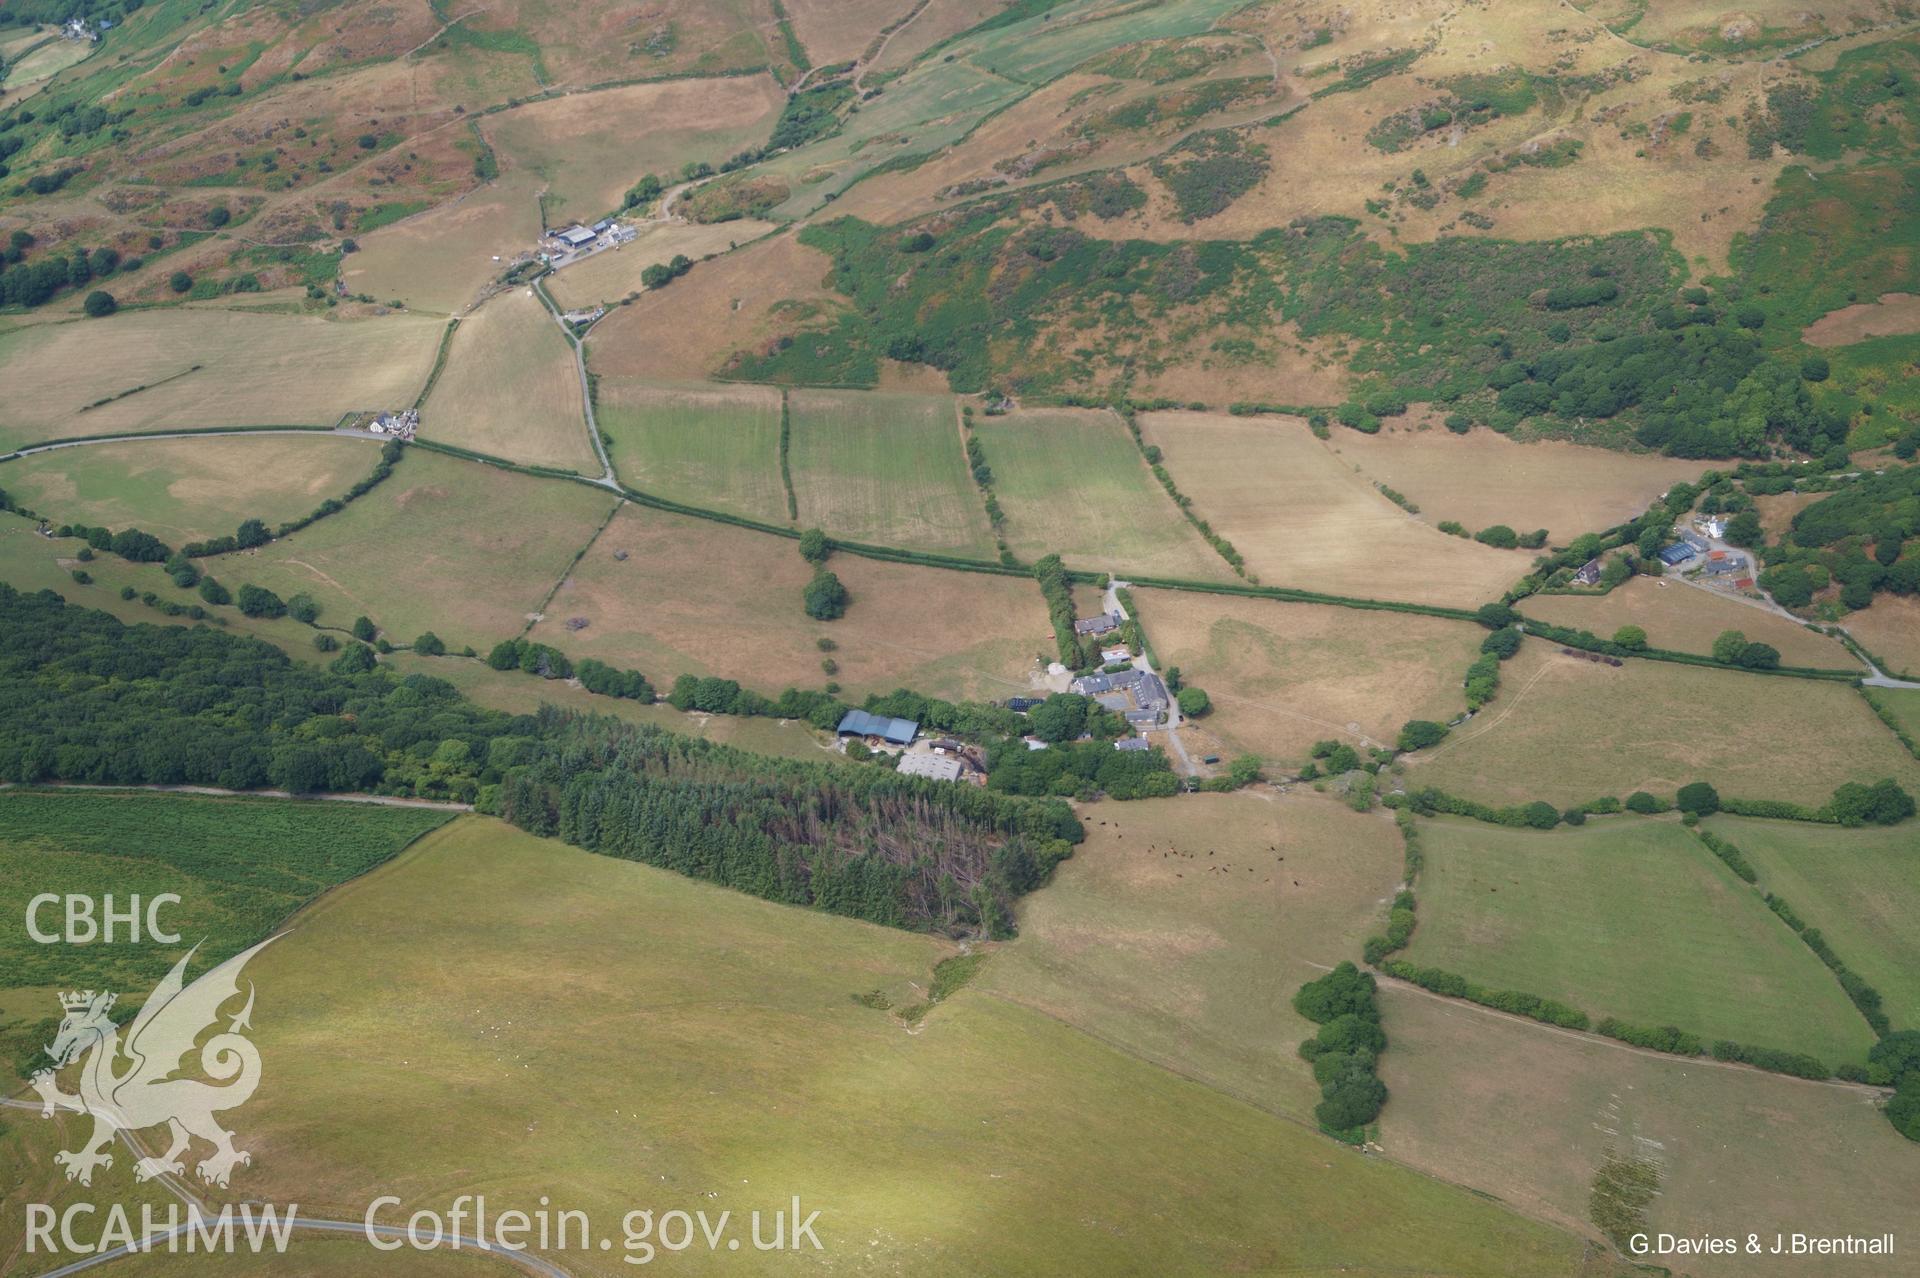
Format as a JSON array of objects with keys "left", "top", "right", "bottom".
[
  {"left": 784, "top": 0, "right": 921, "bottom": 67},
  {"left": 1803, "top": 292, "right": 1920, "bottom": 346},
  {"left": 1138, "top": 411, "right": 1524, "bottom": 607},
  {"left": 1845, "top": 593, "right": 1920, "bottom": 678},
  {"left": 1130, "top": 0, "right": 1788, "bottom": 270},
  {"left": 1377, "top": 984, "right": 1920, "bottom": 1275},
  {"left": 868, "top": 0, "right": 1008, "bottom": 72},
  {"left": 1524, "top": 577, "right": 1853, "bottom": 669},
  {"left": 236, "top": 449, "right": 617, "bottom": 650},
  {"left": 345, "top": 167, "right": 547, "bottom": 315},
  {"left": 1134, "top": 587, "right": 1485, "bottom": 760},
  {"left": 0, "top": 310, "right": 446, "bottom": 448},
  {"left": 419, "top": 286, "right": 599, "bottom": 471},
  {"left": 544, "top": 219, "right": 774, "bottom": 310},
  {"left": 981, "top": 790, "right": 1404, "bottom": 1123},
  {"left": 527, "top": 502, "right": 1050, "bottom": 700},
  {"left": 1409, "top": 640, "right": 1920, "bottom": 806},
  {"left": 482, "top": 75, "right": 785, "bottom": 224},
  {"left": 585, "top": 231, "right": 842, "bottom": 381},
  {"left": 1325, "top": 417, "right": 1706, "bottom": 544},
  {"left": 1753, "top": 487, "right": 1823, "bottom": 541}
]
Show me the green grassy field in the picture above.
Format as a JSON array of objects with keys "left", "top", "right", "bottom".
[
  {"left": 0, "top": 434, "right": 378, "bottom": 547},
  {"left": 1708, "top": 815, "right": 1920, "bottom": 1031},
  {"left": 787, "top": 389, "right": 996, "bottom": 559},
  {"left": 972, "top": 408, "right": 1232, "bottom": 580},
  {"left": 0, "top": 310, "right": 446, "bottom": 448},
  {"left": 235, "top": 449, "right": 617, "bottom": 652},
  {"left": 1405, "top": 817, "right": 1878, "bottom": 1065},
  {"left": 0, "top": 789, "right": 448, "bottom": 1078},
  {"left": 1377, "top": 985, "right": 1920, "bottom": 1276},
  {"left": 1865, "top": 686, "right": 1920, "bottom": 750},
  {"left": 1410, "top": 641, "right": 1920, "bottom": 808},
  {"left": 596, "top": 379, "right": 788, "bottom": 522},
  {"left": 981, "top": 791, "right": 1403, "bottom": 1122},
  {"left": 169, "top": 816, "right": 1618, "bottom": 1277}
]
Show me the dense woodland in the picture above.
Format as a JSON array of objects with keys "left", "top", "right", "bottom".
[
  {"left": 495, "top": 714, "right": 1082, "bottom": 935},
  {"left": 0, "top": 585, "right": 1081, "bottom": 936}
]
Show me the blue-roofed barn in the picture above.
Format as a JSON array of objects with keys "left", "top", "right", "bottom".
[{"left": 836, "top": 710, "right": 918, "bottom": 746}]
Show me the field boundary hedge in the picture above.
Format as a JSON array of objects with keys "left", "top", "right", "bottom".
[
  {"left": 411, "top": 317, "right": 462, "bottom": 409},
  {"left": 1861, "top": 687, "right": 1920, "bottom": 760},
  {"left": 1, "top": 424, "right": 339, "bottom": 460}
]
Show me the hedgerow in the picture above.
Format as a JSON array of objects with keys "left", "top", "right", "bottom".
[{"left": 1380, "top": 959, "right": 1590, "bottom": 1029}]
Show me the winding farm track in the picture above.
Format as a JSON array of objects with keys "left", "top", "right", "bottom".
[{"left": 530, "top": 279, "right": 617, "bottom": 487}]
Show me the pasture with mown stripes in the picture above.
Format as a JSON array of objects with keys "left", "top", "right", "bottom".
[
  {"left": 1408, "top": 642, "right": 1920, "bottom": 809},
  {"left": 596, "top": 379, "right": 788, "bottom": 522},
  {"left": 1404, "top": 816, "right": 1879, "bottom": 1066},
  {"left": 787, "top": 388, "right": 996, "bottom": 560},
  {"left": 1707, "top": 814, "right": 1920, "bottom": 1030},
  {"left": 972, "top": 407, "right": 1232, "bottom": 580}
]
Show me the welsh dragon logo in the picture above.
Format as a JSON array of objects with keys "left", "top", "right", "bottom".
[{"left": 29, "top": 938, "right": 277, "bottom": 1188}]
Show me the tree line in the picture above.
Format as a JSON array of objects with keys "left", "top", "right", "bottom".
[{"left": 493, "top": 712, "right": 1082, "bottom": 936}]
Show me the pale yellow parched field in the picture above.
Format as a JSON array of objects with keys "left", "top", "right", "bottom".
[
  {"left": 1409, "top": 640, "right": 1920, "bottom": 807},
  {"left": 344, "top": 166, "right": 546, "bottom": 315},
  {"left": 1138, "top": 411, "right": 1524, "bottom": 607},
  {"left": 420, "top": 286, "right": 599, "bottom": 472},
  {"left": 236, "top": 448, "right": 617, "bottom": 649},
  {"left": 529, "top": 502, "right": 1050, "bottom": 700},
  {"left": 544, "top": 219, "right": 774, "bottom": 310},
  {"left": 1324, "top": 419, "right": 1707, "bottom": 544},
  {"left": 1844, "top": 593, "right": 1920, "bottom": 679},
  {"left": 1523, "top": 577, "right": 1853, "bottom": 669},
  {"left": 0, "top": 434, "right": 376, "bottom": 546},
  {"left": 983, "top": 790, "right": 1405, "bottom": 1124},
  {"left": 585, "top": 231, "right": 841, "bottom": 381},
  {"left": 783, "top": 0, "right": 920, "bottom": 66},
  {"left": 0, "top": 310, "right": 446, "bottom": 447},
  {"left": 1134, "top": 587, "right": 1486, "bottom": 759},
  {"left": 1376, "top": 984, "right": 1920, "bottom": 1277},
  {"left": 482, "top": 75, "right": 785, "bottom": 223}
]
